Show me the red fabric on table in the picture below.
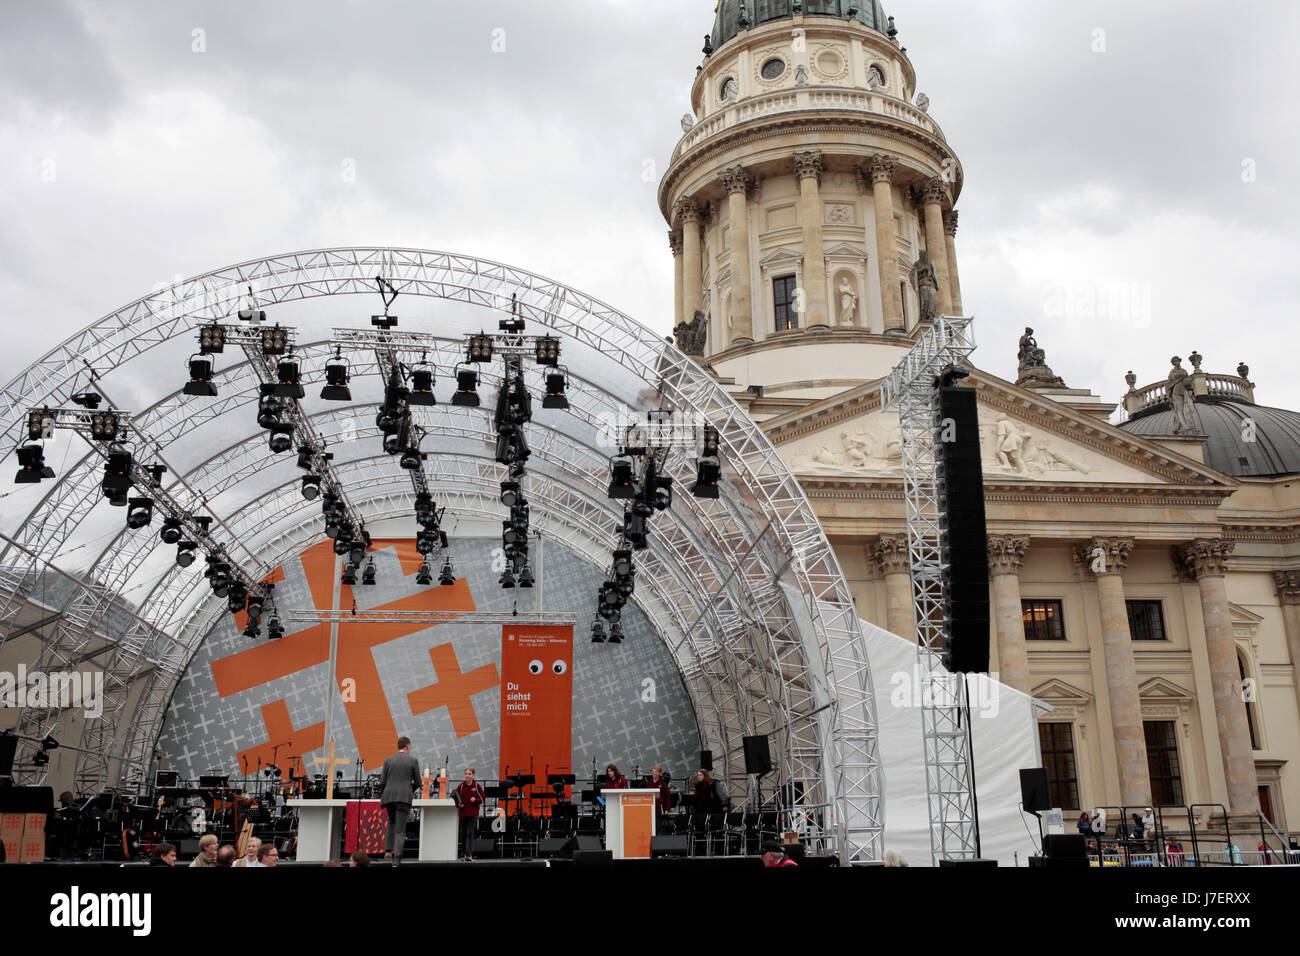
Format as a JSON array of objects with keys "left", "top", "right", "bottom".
[{"left": 344, "top": 800, "right": 386, "bottom": 854}]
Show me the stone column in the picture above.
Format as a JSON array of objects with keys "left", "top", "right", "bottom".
[
  {"left": 873, "top": 533, "right": 914, "bottom": 641},
  {"left": 1177, "top": 539, "right": 1258, "bottom": 817},
  {"left": 794, "top": 151, "right": 829, "bottom": 330},
  {"left": 1273, "top": 570, "right": 1300, "bottom": 718},
  {"left": 1075, "top": 537, "right": 1151, "bottom": 806},
  {"left": 866, "top": 155, "right": 904, "bottom": 333},
  {"left": 676, "top": 198, "right": 704, "bottom": 323},
  {"left": 720, "top": 165, "right": 755, "bottom": 345},
  {"left": 943, "top": 210, "right": 964, "bottom": 316},
  {"left": 988, "top": 534, "right": 1031, "bottom": 694},
  {"left": 669, "top": 229, "right": 684, "bottom": 331},
  {"left": 920, "top": 178, "right": 954, "bottom": 317}
]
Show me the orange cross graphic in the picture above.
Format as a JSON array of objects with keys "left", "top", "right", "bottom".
[
  {"left": 236, "top": 699, "right": 324, "bottom": 780},
  {"left": 407, "top": 643, "right": 501, "bottom": 738}
]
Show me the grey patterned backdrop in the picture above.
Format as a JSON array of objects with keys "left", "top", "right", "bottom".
[{"left": 157, "top": 536, "right": 700, "bottom": 789}]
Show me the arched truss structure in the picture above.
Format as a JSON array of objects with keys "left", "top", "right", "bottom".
[{"left": 0, "top": 248, "right": 882, "bottom": 860}]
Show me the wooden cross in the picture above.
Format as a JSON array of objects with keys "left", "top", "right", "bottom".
[{"left": 312, "top": 737, "right": 350, "bottom": 799}]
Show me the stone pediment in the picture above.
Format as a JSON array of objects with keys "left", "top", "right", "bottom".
[
  {"left": 762, "top": 371, "right": 1238, "bottom": 488},
  {"left": 759, "top": 246, "right": 804, "bottom": 267},
  {"left": 1031, "top": 678, "right": 1092, "bottom": 703},
  {"left": 1137, "top": 677, "right": 1194, "bottom": 701},
  {"left": 825, "top": 242, "right": 868, "bottom": 258}
]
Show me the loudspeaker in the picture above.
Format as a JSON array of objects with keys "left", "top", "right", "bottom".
[
  {"left": 650, "top": 835, "right": 691, "bottom": 858},
  {"left": 742, "top": 735, "right": 771, "bottom": 776},
  {"left": 471, "top": 837, "right": 497, "bottom": 856},
  {"left": 0, "top": 786, "right": 53, "bottom": 813},
  {"left": 1019, "top": 767, "right": 1052, "bottom": 812},
  {"left": 1043, "top": 834, "right": 1087, "bottom": 859},
  {"left": 565, "top": 835, "right": 603, "bottom": 856},
  {"left": 699, "top": 750, "right": 713, "bottom": 771},
  {"left": 933, "top": 368, "right": 990, "bottom": 673},
  {"left": 0, "top": 733, "right": 16, "bottom": 777},
  {"left": 938, "top": 858, "right": 998, "bottom": 867},
  {"left": 537, "top": 837, "right": 569, "bottom": 857},
  {"left": 572, "top": 849, "right": 613, "bottom": 866}
]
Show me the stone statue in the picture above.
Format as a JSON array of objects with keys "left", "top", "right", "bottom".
[
  {"left": 1124, "top": 370, "right": 1137, "bottom": 390},
  {"left": 680, "top": 113, "right": 695, "bottom": 133},
  {"left": 1189, "top": 349, "right": 1203, "bottom": 371},
  {"left": 915, "top": 92, "right": 930, "bottom": 113},
  {"left": 1015, "top": 327, "right": 1067, "bottom": 389},
  {"left": 910, "top": 251, "right": 939, "bottom": 323},
  {"left": 673, "top": 309, "right": 707, "bottom": 356},
  {"left": 838, "top": 278, "right": 858, "bottom": 326},
  {"left": 1167, "top": 356, "right": 1198, "bottom": 435},
  {"left": 995, "top": 418, "right": 1029, "bottom": 473},
  {"left": 841, "top": 429, "right": 872, "bottom": 466},
  {"left": 1237, "top": 361, "right": 1250, "bottom": 381},
  {"left": 795, "top": 64, "right": 809, "bottom": 87}
]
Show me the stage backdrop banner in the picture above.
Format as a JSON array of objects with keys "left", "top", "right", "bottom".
[{"left": 498, "top": 625, "right": 574, "bottom": 791}]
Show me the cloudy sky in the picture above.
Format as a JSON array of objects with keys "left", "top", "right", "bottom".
[{"left": 3, "top": 0, "right": 1298, "bottom": 414}]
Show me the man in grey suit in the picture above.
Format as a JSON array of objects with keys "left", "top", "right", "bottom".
[{"left": 379, "top": 736, "right": 421, "bottom": 864}]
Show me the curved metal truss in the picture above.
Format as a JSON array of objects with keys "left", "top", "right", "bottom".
[{"left": 0, "top": 247, "right": 883, "bottom": 860}]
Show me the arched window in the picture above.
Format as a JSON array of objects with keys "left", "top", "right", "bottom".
[
  {"left": 867, "top": 64, "right": 887, "bottom": 89},
  {"left": 1239, "top": 654, "right": 1259, "bottom": 750}
]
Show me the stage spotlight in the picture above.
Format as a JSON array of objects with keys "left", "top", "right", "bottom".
[
  {"left": 90, "top": 412, "right": 120, "bottom": 442},
  {"left": 618, "top": 574, "right": 635, "bottom": 598},
  {"left": 145, "top": 464, "right": 167, "bottom": 487},
  {"left": 408, "top": 368, "right": 436, "bottom": 406},
  {"left": 295, "top": 446, "right": 314, "bottom": 470},
  {"left": 349, "top": 540, "right": 367, "bottom": 567},
  {"left": 607, "top": 621, "right": 624, "bottom": 644},
  {"left": 341, "top": 563, "right": 357, "bottom": 586},
  {"left": 274, "top": 359, "right": 305, "bottom": 398},
  {"left": 439, "top": 559, "right": 456, "bottom": 586},
  {"left": 14, "top": 444, "right": 55, "bottom": 483},
  {"left": 301, "top": 474, "right": 322, "bottom": 500},
  {"left": 361, "top": 560, "right": 377, "bottom": 586},
  {"left": 175, "top": 541, "right": 197, "bottom": 567},
  {"left": 27, "top": 410, "right": 55, "bottom": 441},
  {"left": 518, "top": 565, "right": 534, "bottom": 588},
  {"left": 261, "top": 326, "right": 288, "bottom": 356},
  {"left": 467, "top": 334, "right": 494, "bottom": 363},
  {"left": 206, "top": 557, "right": 229, "bottom": 588},
  {"left": 652, "top": 474, "right": 673, "bottom": 511},
  {"left": 416, "top": 530, "right": 437, "bottom": 555},
  {"left": 32, "top": 750, "right": 49, "bottom": 767},
  {"left": 159, "top": 516, "right": 183, "bottom": 544},
  {"left": 399, "top": 447, "right": 424, "bottom": 470},
  {"left": 105, "top": 488, "right": 128, "bottom": 507},
  {"left": 126, "top": 498, "right": 153, "bottom": 530},
  {"left": 243, "top": 619, "right": 262, "bottom": 639},
  {"left": 333, "top": 535, "right": 352, "bottom": 556},
  {"left": 542, "top": 372, "right": 569, "bottom": 410},
  {"left": 227, "top": 583, "right": 248, "bottom": 614},
  {"left": 499, "top": 480, "right": 520, "bottom": 507},
  {"left": 452, "top": 368, "right": 480, "bottom": 407},
  {"left": 691, "top": 457, "right": 721, "bottom": 499},
  {"left": 415, "top": 562, "right": 432, "bottom": 586},
  {"left": 702, "top": 424, "right": 720, "bottom": 457},
  {"left": 199, "top": 324, "right": 225, "bottom": 354},
  {"left": 623, "top": 512, "right": 648, "bottom": 549},
  {"left": 184, "top": 357, "right": 218, "bottom": 397},
  {"left": 268, "top": 424, "right": 294, "bottom": 454},
  {"left": 71, "top": 391, "right": 102, "bottom": 409},
  {"left": 607, "top": 458, "right": 635, "bottom": 499},
  {"left": 321, "top": 355, "right": 352, "bottom": 401},
  {"left": 213, "top": 575, "right": 231, "bottom": 599},
  {"left": 591, "top": 620, "right": 606, "bottom": 644},
  {"left": 612, "top": 549, "right": 633, "bottom": 577},
  {"left": 266, "top": 617, "right": 284, "bottom": 640},
  {"left": 499, "top": 568, "right": 516, "bottom": 589},
  {"left": 257, "top": 388, "right": 281, "bottom": 429},
  {"left": 534, "top": 335, "right": 561, "bottom": 366},
  {"left": 246, "top": 591, "right": 265, "bottom": 619}
]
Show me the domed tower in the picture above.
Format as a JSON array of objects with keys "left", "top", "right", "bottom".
[{"left": 660, "top": 0, "right": 965, "bottom": 393}]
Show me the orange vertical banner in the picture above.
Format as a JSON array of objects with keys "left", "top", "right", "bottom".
[
  {"left": 622, "top": 792, "right": 655, "bottom": 859},
  {"left": 498, "top": 624, "right": 574, "bottom": 793}
]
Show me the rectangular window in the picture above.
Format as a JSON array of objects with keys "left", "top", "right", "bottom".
[
  {"left": 1038, "top": 722, "right": 1080, "bottom": 810},
  {"left": 1127, "top": 600, "right": 1166, "bottom": 641},
  {"left": 773, "top": 275, "right": 799, "bottom": 331},
  {"left": 1145, "top": 720, "right": 1184, "bottom": 806},
  {"left": 1022, "top": 599, "right": 1066, "bottom": 641}
]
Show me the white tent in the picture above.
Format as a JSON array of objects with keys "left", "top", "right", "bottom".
[{"left": 862, "top": 617, "right": 1050, "bottom": 866}]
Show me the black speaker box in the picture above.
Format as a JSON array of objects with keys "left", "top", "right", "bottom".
[
  {"left": 537, "top": 837, "right": 569, "bottom": 857},
  {"left": 699, "top": 749, "right": 713, "bottom": 771},
  {"left": 742, "top": 735, "right": 771, "bottom": 776},
  {"left": 938, "top": 858, "right": 998, "bottom": 867},
  {"left": 650, "top": 835, "right": 691, "bottom": 858},
  {"left": 1043, "top": 833, "right": 1087, "bottom": 858},
  {"left": 471, "top": 837, "right": 497, "bottom": 856},
  {"left": 0, "top": 785, "right": 53, "bottom": 813},
  {"left": 572, "top": 849, "right": 613, "bottom": 866},
  {"left": 0, "top": 734, "right": 17, "bottom": 777},
  {"left": 1019, "top": 767, "right": 1052, "bottom": 812},
  {"left": 565, "top": 835, "right": 603, "bottom": 855}
]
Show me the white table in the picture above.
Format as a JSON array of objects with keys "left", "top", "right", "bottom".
[
  {"left": 287, "top": 798, "right": 348, "bottom": 862},
  {"left": 413, "top": 799, "right": 459, "bottom": 861}
]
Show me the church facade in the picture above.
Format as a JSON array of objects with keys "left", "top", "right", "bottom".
[{"left": 662, "top": 0, "right": 1300, "bottom": 836}]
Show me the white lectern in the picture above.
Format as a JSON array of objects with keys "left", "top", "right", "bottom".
[
  {"left": 413, "top": 799, "right": 459, "bottom": 861},
  {"left": 287, "top": 798, "right": 348, "bottom": 862},
  {"left": 604, "top": 789, "right": 658, "bottom": 859}
]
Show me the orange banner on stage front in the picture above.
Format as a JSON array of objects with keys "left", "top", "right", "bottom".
[
  {"left": 622, "top": 793, "right": 655, "bottom": 859},
  {"left": 498, "top": 624, "right": 574, "bottom": 791}
]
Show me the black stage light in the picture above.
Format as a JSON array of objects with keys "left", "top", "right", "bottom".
[
  {"left": 301, "top": 474, "right": 322, "bottom": 500},
  {"left": 321, "top": 356, "right": 352, "bottom": 401},
  {"left": 361, "top": 560, "right": 377, "bottom": 586},
  {"left": 27, "top": 410, "right": 55, "bottom": 441},
  {"left": 652, "top": 474, "right": 673, "bottom": 511},
  {"left": 534, "top": 335, "right": 560, "bottom": 367},
  {"left": 518, "top": 565, "right": 535, "bottom": 588},
  {"left": 70, "top": 391, "right": 102, "bottom": 409},
  {"left": 243, "top": 619, "right": 261, "bottom": 639},
  {"left": 246, "top": 591, "right": 265, "bottom": 619},
  {"left": 607, "top": 620, "right": 624, "bottom": 644},
  {"left": 439, "top": 559, "right": 456, "bottom": 586},
  {"left": 333, "top": 535, "right": 352, "bottom": 556},
  {"left": 608, "top": 458, "right": 635, "bottom": 499},
  {"left": 32, "top": 750, "right": 49, "bottom": 766},
  {"left": 452, "top": 368, "right": 480, "bottom": 407},
  {"left": 266, "top": 617, "right": 284, "bottom": 640},
  {"left": 175, "top": 540, "right": 197, "bottom": 567},
  {"left": 702, "top": 424, "right": 720, "bottom": 457},
  {"left": 499, "top": 568, "right": 516, "bottom": 589},
  {"left": 268, "top": 424, "right": 294, "bottom": 454},
  {"left": 159, "top": 516, "right": 183, "bottom": 544},
  {"left": 184, "top": 357, "right": 218, "bottom": 397},
  {"left": 145, "top": 464, "right": 166, "bottom": 487},
  {"left": 467, "top": 334, "right": 494, "bottom": 363},
  {"left": 383, "top": 430, "right": 403, "bottom": 456},
  {"left": 274, "top": 359, "right": 305, "bottom": 398},
  {"left": 227, "top": 583, "right": 248, "bottom": 614},
  {"left": 612, "top": 550, "right": 633, "bottom": 576},
  {"left": 257, "top": 388, "right": 281, "bottom": 429},
  {"left": 261, "top": 325, "right": 288, "bottom": 356},
  {"left": 105, "top": 489, "right": 128, "bottom": 507},
  {"left": 502, "top": 521, "right": 522, "bottom": 548},
  {"left": 349, "top": 541, "right": 367, "bottom": 567},
  {"left": 400, "top": 447, "right": 424, "bottom": 470},
  {"left": 15, "top": 444, "right": 55, "bottom": 483},
  {"left": 618, "top": 573, "right": 635, "bottom": 598},
  {"left": 624, "top": 512, "right": 648, "bottom": 549},
  {"left": 341, "top": 563, "right": 357, "bottom": 586},
  {"left": 691, "top": 457, "right": 721, "bottom": 499},
  {"left": 90, "top": 412, "right": 120, "bottom": 441},
  {"left": 126, "top": 497, "right": 153, "bottom": 529},
  {"left": 199, "top": 324, "right": 225, "bottom": 354},
  {"left": 499, "top": 480, "right": 520, "bottom": 507},
  {"left": 408, "top": 368, "right": 436, "bottom": 406},
  {"left": 296, "top": 446, "right": 314, "bottom": 470},
  {"left": 239, "top": 308, "right": 266, "bottom": 322},
  {"left": 416, "top": 530, "right": 437, "bottom": 555},
  {"left": 591, "top": 620, "right": 606, "bottom": 644},
  {"left": 102, "top": 452, "right": 133, "bottom": 492},
  {"left": 416, "top": 563, "right": 432, "bottom": 586},
  {"left": 542, "top": 372, "right": 569, "bottom": 410}
]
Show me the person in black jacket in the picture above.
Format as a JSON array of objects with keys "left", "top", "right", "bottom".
[{"left": 378, "top": 736, "right": 421, "bottom": 864}]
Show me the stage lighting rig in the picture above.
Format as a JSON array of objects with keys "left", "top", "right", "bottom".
[
  {"left": 499, "top": 480, "right": 520, "bottom": 507},
  {"left": 542, "top": 371, "right": 569, "bottom": 410},
  {"left": 268, "top": 424, "right": 294, "bottom": 454},
  {"left": 301, "top": 474, "right": 322, "bottom": 500},
  {"left": 612, "top": 549, "right": 633, "bottom": 577},
  {"left": 198, "top": 323, "right": 225, "bottom": 354},
  {"left": 416, "top": 563, "right": 432, "bottom": 586},
  {"left": 321, "top": 349, "right": 353, "bottom": 401},
  {"left": 184, "top": 356, "right": 218, "bottom": 397},
  {"left": 607, "top": 620, "right": 624, "bottom": 644},
  {"left": 101, "top": 452, "right": 133, "bottom": 493},
  {"left": 692, "top": 423, "right": 723, "bottom": 499},
  {"left": 451, "top": 367, "right": 480, "bottom": 406},
  {"left": 408, "top": 363, "right": 436, "bottom": 406},
  {"left": 361, "top": 559, "right": 377, "bottom": 586},
  {"left": 70, "top": 391, "right": 102, "bottom": 409},
  {"left": 175, "top": 540, "right": 198, "bottom": 567},
  {"left": 534, "top": 335, "right": 560, "bottom": 366},
  {"left": 260, "top": 325, "right": 289, "bottom": 356},
  {"left": 126, "top": 497, "right": 154, "bottom": 529},
  {"left": 371, "top": 276, "right": 400, "bottom": 329},
  {"left": 14, "top": 444, "right": 55, "bottom": 483},
  {"left": 90, "top": 412, "right": 120, "bottom": 441},
  {"left": 27, "top": 409, "right": 55, "bottom": 441},
  {"left": 607, "top": 458, "right": 635, "bottom": 499},
  {"left": 518, "top": 565, "right": 535, "bottom": 589},
  {"left": 341, "top": 562, "right": 358, "bottom": 586},
  {"left": 274, "top": 357, "right": 305, "bottom": 399},
  {"left": 590, "top": 619, "right": 606, "bottom": 644},
  {"left": 159, "top": 516, "right": 183, "bottom": 544},
  {"left": 439, "top": 559, "right": 456, "bottom": 586},
  {"left": 256, "top": 386, "right": 282, "bottom": 430}
]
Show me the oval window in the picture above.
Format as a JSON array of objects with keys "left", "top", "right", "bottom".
[{"left": 761, "top": 58, "right": 786, "bottom": 80}]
